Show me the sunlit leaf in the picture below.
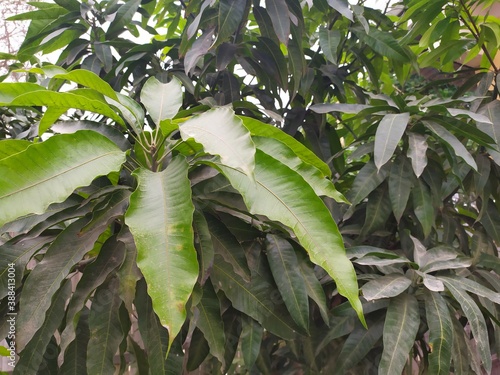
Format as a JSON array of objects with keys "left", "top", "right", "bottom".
[{"left": 141, "top": 77, "right": 182, "bottom": 126}]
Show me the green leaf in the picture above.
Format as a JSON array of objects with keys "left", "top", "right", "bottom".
[
  {"left": 59, "top": 309, "right": 90, "bottom": 375},
  {"left": 310, "top": 103, "right": 371, "bottom": 114},
  {"left": 217, "top": 0, "right": 246, "bottom": 44},
  {"left": 15, "top": 281, "right": 71, "bottom": 375},
  {"left": 450, "top": 315, "right": 471, "bottom": 375},
  {"left": 438, "top": 276, "right": 500, "bottom": 304},
  {"left": 319, "top": 27, "right": 341, "bottom": 64},
  {"left": 335, "top": 321, "right": 385, "bottom": 374},
  {"left": 213, "top": 149, "right": 365, "bottom": 327},
  {"left": 106, "top": 0, "right": 141, "bottom": 37},
  {"left": 479, "top": 199, "right": 500, "bottom": 245},
  {"left": 265, "top": 0, "right": 290, "bottom": 45},
  {"left": 316, "top": 315, "right": 355, "bottom": 354},
  {"left": 256, "top": 36, "right": 288, "bottom": 89},
  {"left": 388, "top": 156, "right": 413, "bottom": 222},
  {"left": 327, "top": 0, "right": 353, "bottom": 21},
  {"left": 205, "top": 214, "right": 250, "bottom": 282},
  {"left": 374, "top": 113, "right": 409, "bottom": 171},
  {"left": 353, "top": 26, "right": 411, "bottom": 63},
  {"left": 87, "top": 278, "right": 124, "bottom": 375},
  {"left": 424, "top": 290, "right": 453, "bottom": 375},
  {"left": 361, "top": 275, "right": 411, "bottom": 301},
  {"left": 266, "top": 234, "right": 309, "bottom": 331},
  {"left": 125, "top": 157, "right": 199, "bottom": 348},
  {"left": 407, "top": 132, "right": 428, "bottom": 177},
  {"left": 361, "top": 184, "right": 392, "bottom": 236},
  {"left": 38, "top": 107, "right": 68, "bottom": 135},
  {"left": 0, "top": 140, "right": 31, "bottom": 161},
  {"left": 193, "top": 211, "right": 214, "bottom": 285},
  {"left": 412, "top": 179, "right": 434, "bottom": 237},
  {"left": 194, "top": 281, "right": 226, "bottom": 367},
  {"left": 212, "top": 254, "right": 298, "bottom": 339},
  {"left": 52, "top": 69, "right": 118, "bottom": 100},
  {"left": 442, "top": 280, "right": 491, "bottom": 373},
  {"left": 141, "top": 77, "right": 182, "bottom": 126},
  {"left": 347, "top": 161, "right": 389, "bottom": 206},
  {"left": 240, "top": 317, "right": 263, "bottom": 369},
  {"left": 0, "top": 82, "right": 46, "bottom": 103},
  {"left": 253, "top": 136, "right": 346, "bottom": 202},
  {"left": 447, "top": 108, "right": 492, "bottom": 124},
  {"left": 379, "top": 294, "right": 420, "bottom": 375},
  {"left": 239, "top": 116, "right": 331, "bottom": 177},
  {"left": 5, "top": 90, "right": 125, "bottom": 127},
  {"left": 423, "top": 121, "right": 477, "bottom": 171},
  {"left": 16, "top": 191, "right": 129, "bottom": 351},
  {"left": 0, "top": 131, "right": 125, "bottom": 227},
  {"left": 180, "top": 107, "right": 256, "bottom": 178},
  {"left": 478, "top": 100, "right": 500, "bottom": 165},
  {"left": 296, "top": 250, "right": 329, "bottom": 325}
]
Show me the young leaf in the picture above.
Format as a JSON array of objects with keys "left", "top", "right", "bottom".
[
  {"left": 374, "top": 113, "right": 409, "bottom": 171},
  {"left": 125, "top": 157, "right": 199, "bottom": 349},
  {"left": 87, "top": 278, "right": 124, "bottom": 375},
  {"left": 424, "top": 290, "right": 453, "bottom": 375},
  {"left": 180, "top": 107, "right": 256, "bottom": 178},
  {"left": 266, "top": 234, "right": 309, "bottom": 331},
  {"left": 0, "top": 131, "right": 126, "bottom": 227},
  {"left": 361, "top": 275, "right": 411, "bottom": 301},
  {"left": 213, "top": 150, "right": 365, "bottom": 327},
  {"left": 141, "top": 76, "right": 182, "bottom": 126},
  {"left": 379, "top": 294, "right": 420, "bottom": 375}
]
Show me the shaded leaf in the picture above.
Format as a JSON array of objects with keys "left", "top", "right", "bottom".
[
  {"left": 310, "top": 103, "right": 371, "bottom": 114},
  {"left": 193, "top": 211, "right": 214, "bottom": 285},
  {"left": 184, "top": 29, "right": 215, "bottom": 75},
  {"left": 240, "top": 317, "right": 263, "bottom": 369},
  {"left": 412, "top": 179, "right": 434, "bottom": 237},
  {"left": 361, "top": 274, "right": 411, "bottom": 301},
  {"left": 388, "top": 156, "right": 413, "bottom": 222},
  {"left": 353, "top": 26, "right": 411, "bottom": 62},
  {"left": 319, "top": 27, "right": 341, "bottom": 64},
  {"left": 379, "top": 294, "right": 420, "bottom": 375},
  {"left": 125, "top": 157, "right": 198, "bottom": 349},
  {"left": 439, "top": 276, "right": 500, "bottom": 304},
  {"left": 180, "top": 107, "right": 256, "bottom": 178},
  {"left": 0, "top": 131, "right": 126, "bottom": 227},
  {"left": 265, "top": 0, "right": 290, "bottom": 45},
  {"left": 361, "top": 184, "right": 392, "bottom": 236},
  {"left": 217, "top": 0, "right": 246, "bottom": 44},
  {"left": 374, "top": 113, "right": 409, "bottom": 171},
  {"left": 58, "top": 309, "right": 90, "bottom": 375},
  {"left": 327, "top": 0, "right": 353, "bottom": 21},
  {"left": 451, "top": 315, "right": 471, "bottom": 375},
  {"left": 347, "top": 161, "right": 389, "bottom": 206},
  {"left": 266, "top": 234, "right": 309, "bottom": 331}
]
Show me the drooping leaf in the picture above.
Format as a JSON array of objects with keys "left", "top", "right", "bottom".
[
  {"left": 0, "top": 131, "right": 126, "bottom": 227},
  {"left": 388, "top": 156, "right": 413, "bottom": 222},
  {"left": 125, "top": 157, "right": 199, "bottom": 348},
  {"left": 266, "top": 234, "right": 309, "bottom": 331},
  {"left": 374, "top": 113, "right": 410, "bottom": 171},
  {"left": 180, "top": 107, "right": 256, "bottom": 178},
  {"left": 256, "top": 37, "right": 288, "bottom": 89},
  {"left": 447, "top": 108, "right": 492, "bottom": 124},
  {"left": 265, "top": 0, "right": 290, "bottom": 45},
  {"left": 319, "top": 27, "right": 341, "bottom": 64},
  {"left": 211, "top": 254, "right": 298, "bottom": 339},
  {"left": 334, "top": 319, "right": 384, "bottom": 374},
  {"left": 407, "top": 132, "right": 428, "bottom": 177},
  {"left": 253, "top": 136, "right": 346, "bottom": 202},
  {"left": 361, "top": 274, "right": 411, "bottom": 301},
  {"left": 217, "top": 0, "right": 246, "bottom": 44},
  {"left": 141, "top": 77, "right": 182, "bottom": 126},
  {"left": 240, "top": 317, "right": 263, "bottom": 369},
  {"left": 239, "top": 116, "right": 331, "bottom": 177},
  {"left": 379, "top": 293, "right": 420, "bottom": 375},
  {"left": 194, "top": 281, "right": 225, "bottom": 367},
  {"left": 450, "top": 315, "right": 471, "bottom": 375},
  {"left": 213, "top": 150, "right": 365, "bottom": 326},
  {"left": 87, "top": 278, "right": 124, "bottom": 375},
  {"left": 423, "top": 121, "right": 477, "bottom": 171},
  {"left": 15, "top": 280, "right": 71, "bottom": 375},
  {"left": 327, "top": 0, "right": 353, "bottom": 21},
  {"left": 442, "top": 280, "right": 492, "bottom": 373},
  {"left": 424, "top": 290, "right": 453, "bottom": 375},
  {"left": 59, "top": 308, "right": 90, "bottom": 375},
  {"left": 479, "top": 199, "right": 500, "bottom": 245},
  {"left": 52, "top": 69, "right": 118, "bottom": 100}
]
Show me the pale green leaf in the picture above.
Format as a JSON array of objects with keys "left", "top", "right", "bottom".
[
  {"left": 424, "top": 290, "right": 453, "bottom": 375},
  {"left": 424, "top": 121, "right": 477, "bottom": 170},
  {"left": 0, "top": 82, "right": 46, "bottom": 103},
  {"left": 266, "top": 234, "right": 309, "bottom": 331},
  {"left": 447, "top": 108, "right": 492, "bottom": 124},
  {"left": 125, "top": 158, "right": 199, "bottom": 348},
  {"left": 442, "top": 280, "right": 492, "bottom": 373},
  {"left": 141, "top": 77, "right": 182, "bottom": 126},
  {"left": 181, "top": 107, "right": 256, "bottom": 178},
  {"left": 407, "top": 132, "right": 428, "bottom": 177},
  {"left": 361, "top": 274, "right": 411, "bottom": 301},
  {"left": 0, "top": 140, "right": 31, "bottom": 161},
  {"left": 87, "top": 278, "right": 124, "bottom": 375},
  {"left": 374, "top": 113, "right": 410, "bottom": 171},
  {"left": 0, "top": 131, "right": 126, "bottom": 227},
  {"left": 239, "top": 116, "right": 331, "bottom": 177},
  {"left": 379, "top": 294, "right": 420, "bottom": 375},
  {"left": 52, "top": 69, "right": 118, "bottom": 100},
  {"left": 213, "top": 149, "right": 365, "bottom": 326}
]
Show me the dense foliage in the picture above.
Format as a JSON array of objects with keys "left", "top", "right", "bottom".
[{"left": 0, "top": 0, "right": 500, "bottom": 374}]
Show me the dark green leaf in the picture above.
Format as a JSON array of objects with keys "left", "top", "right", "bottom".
[
  {"left": 265, "top": 0, "right": 290, "bottom": 45},
  {"left": 353, "top": 26, "right": 412, "bottom": 62},
  {"left": 374, "top": 113, "right": 409, "bottom": 171},
  {"left": 388, "top": 156, "right": 413, "bottom": 222},
  {"left": 319, "top": 27, "right": 341, "bottom": 64},
  {"left": 347, "top": 161, "right": 389, "bottom": 206},
  {"left": 217, "top": 0, "right": 246, "bottom": 44},
  {"left": 240, "top": 317, "right": 263, "bottom": 369},
  {"left": 412, "top": 179, "right": 434, "bottom": 237},
  {"left": 193, "top": 211, "right": 214, "bottom": 285},
  {"left": 59, "top": 309, "right": 90, "bottom": 375},
  {"left": 361, "top": 275, "right": 411, "bottom": 301}
]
